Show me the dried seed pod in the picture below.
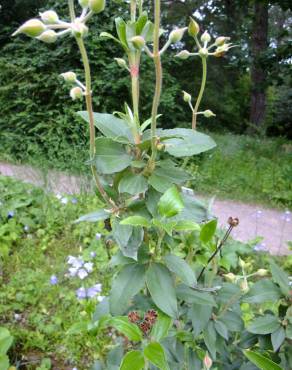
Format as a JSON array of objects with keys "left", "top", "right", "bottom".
[
  {"left": 144, "top": 309, "right": 158, "bottom": 325},
  {"left": 228, "top": 217, "right": 239, "bottom": 227},
  {"left": 139, "top": 320, "right": 151, "bottom": 334},
  {"left": 128, "top": 311, "right": 141, "bottom": 323}
]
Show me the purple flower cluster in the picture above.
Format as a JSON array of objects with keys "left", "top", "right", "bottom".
[
  {"left": 67, "top": 255, "right": 94, "bottom": 280},
  {"left": 76, "top": 283, "right": 104, "bottom": 300}
]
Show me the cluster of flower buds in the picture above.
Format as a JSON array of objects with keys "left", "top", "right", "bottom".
[
  {"left": 176, "top": 17, "right": 234, "bottom": 60},
  {"left": 128, "top": 309, "right": 158, "bottom": 335},
  {"left": 13, "top": 1, "right": 106, "bottom": 43},
  {"left": 182, "top": 91, "right": 216, "bottom": 118},
  {"left": 61, "top": 71, "right": 86, "bottom": 101}
]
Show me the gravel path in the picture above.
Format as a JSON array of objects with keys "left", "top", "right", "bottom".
[{"left": 0, "top": 161, "right": 291, "bottom": 255}]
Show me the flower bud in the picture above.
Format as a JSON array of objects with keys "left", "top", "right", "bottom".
[
  {"left": 131, "top": 35, "right": 145, "bottom": 50},
  {"left": 175, "top": 50, "right": 191, "bottom": 60},
  {"left": 223, "top": 273, "right": 236, "bottom": 283},
  {"left": 71, "top": 20, "right": 88, "bottom": 38},
  {"left": 188, "top": 17, "right": 200, "bottom": 37},
  {"left": 61, "top": 72, "right": 77, "bottom": 83},
  {"left": 239, "top": 258, "right": 246, "bottom": 268},
  {"left": 13, "top": 19, "right": 46, "bottom": 38},
  {"left": 203, "top": 110, "right": 216, "bottom": 118},
  {"left": 40, "top": 10, "right": 59, "bottom": 24},
  {"left": 70, "top": 87, "right": 83, "bottom": 100},
  {"left": 214, "top": 44, "right": 231, "bottom": 57},
  {"left": 157, "top": 144, "right": 165, "bottom": 151},
  {"left": 79, "top": 0, "right": 89, "bottom": 7},
  {"left": 257, "top": 269, "right": 268, "bottom": 277},
  {"left": 199, "top": 47, "right": 208, "bottom": 58},
  {"left": 201, "top": 31, "right": 211, "bottom": 44},
  {"left": 89, "top": 0, "right": 106, "bottom": 13},
  {"left": 183, "top": 91, "right": 192, "bottom": 104},
  {"left": 203, "top": 353, "right": 213, "bottom": 370},
  {"left": 169, "top": 27, "right": 187, "bottom": 44},
  {"left": 215, "top": 36, "right": 230, "bottom": 46},
  {"left": 37, "top": 30, "right": 58, "bottom": 43},
  {"left": 114, "top": 58, "right": 127, "bottom": 69},
  {"left": 240, "top": 279, "right": 249, "bottom": 293}
]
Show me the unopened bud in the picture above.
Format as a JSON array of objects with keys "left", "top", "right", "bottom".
[
  {"left": 203, "top": 353, "right": 213, "bottom": 370},
  {"left": 71, "top": 20, "right": 88, "bottom": 38},
  {"left": 169, "top": 27, "right": 187, "bottom": 44},
  {"left": 79, "top": 0, "right": 89, "bottom": 7},
  {"left": 70, "top": 87, "right": 83, "bottom": 100},
  {"left": 175, "top": 50, "right": 191, "bottom": 60},
  {"left": 201, "top": 31, "right": 211, "bottom": 44},
  {"left": 183, "top": 91, "right": 192, "bottom": 103},
  {"left": 131, "top": 35, "right": 145, "bottom": 49},
  {"left": 89, "top": 0, "right": 106, "bottom": 13},
  {"left": 40, "top": 10, "right": 59, "bottom": 24},
  {"left": 215, "top": 36, "right": 230, "bottom": 46},
  {"left": 203, "top": 110, "right": 216, "bottom": 118},
  {"left": 188, "top": 17, "right": 200, "bottom": 37},
  {"left": 114, "top": 58, "right": 127, "bottom": 69},
  {"left": 157, "top": 144, "right": 165, "bottom": 151},
  {"left": 239, "top": 258, "right": 246, "bottom": 268},
  {"left": 223, "top": 273, "right": 236, "bottom": 283},
  {"left": 199, "top": 48, "right": 208, "bottom": 58},
  {"left": 13, "top": 19, "right": 46, "bottom": 38},
  {"left": 37, "top": 30, "right": 58, "bottom": 43},
  {"left": 257, "top": 269, "right": 268, "bottom": 277},
  {"left": 61, "top": 72, "right": 77, "bottom": 83},
  {"left": 240, "top": 279, "right": 249, "bottom": 293}
]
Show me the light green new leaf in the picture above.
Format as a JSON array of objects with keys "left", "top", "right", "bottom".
[
  {"left": 164, "top": 254, "right": 197, "bottom": 286},
  {"left": 110, "top": 264, "right": 146, "bottom": 315},
  {"left": 173, "top": 220, "right": 200, "bottom": 232},
  {"left": 158, "top": 186, "right": 184, "bottom": 218},
  {"left": 120, "top": 351, "right": 145, "bottom": 370},
  {"left": 119, "top": 173, "right": 148, "bottom": 195},
  {"left": 0, "top": 327, "right": 13, "bottom": 355},
  {"left": 146, "top": 263, "right": 178, "bottom": 318},
  {"left": 120, "top": 216, "right": 151, "bottom": 228},
  {"left": 269, "top": 259, "right": 290, "bottom": 296},
  {"left": 247, "top": 315, "right": 280, "bottom": 335},
  {"left": 144, "top": 342, "right": 169, "bottom": 370},
  {"left": 115, "top": 17, "right": 128, "bottom": 48},
  {"left": 0, "top": 355, "right": 9, "bottom": 370},
  {"left": 110, "top": 316, "right": 143, "bottom": 342},
  {"left": 200, "top": 219, "right": 217, "bottom": 244},
  {"left": 151, "top": 312, "right": 173, "bottom": 341},
  {"left": 243, "top": 350, "right": 283, "bottom": 370},
  {"left": 74, "top": 209, "right": 110, "bottom": 223}
]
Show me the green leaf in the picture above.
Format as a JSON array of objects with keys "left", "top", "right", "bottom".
[
  {"left": 164, "top": 254, "right": 197, "bottom": 286},
  {"left": 214, "top": 320, "right": 229, "bottom": 340},
  {"left": 110, "top": 316, "right": 143, "bottom": 342},
  {"left": 120, "top": 351, "right": 145, "bottom": 370},
  {"left": 271, "top": 326, "right": 285, "bottom": 351},
  {"left": 247, "top": 315, "right": 280, "bottom": 335},
  {"left": 173, "top": 194, "right": 210, "bottom": 224},
  {"left": 115, "top": 17, "right": 128, "bottom": 48},
  {"left": 158, "top": 186, "right": 184, "bottom": 218},
  {"left": 163, "top": 129, "right": 216, "bottom": 158},
  {"left": 286, "top": 324, "right": 292, "bottom": 339},
  {"left": 151, "top": 312, "right": 173, "bottom": 341},
  {"left": 144, "top": 342, "right": 169, "bottom": 370},
  {"left": 243, "top": 350, "right": 283, "bottom": 370},
  {"left": 243, "top": 280, "right": 282, "bottom": 304},
  {"left": 146, "top": 263, "right": 178, "bottom": 318},
  {"left": 110, "top": 264, "right": 146, "bottom": 315},
  {"left": 172, "top": 220, "right": 200, "bottom": 232},
  {"left": 78, "top": 112, "right": 134, "bottom": 144},
  {"left": 120, "top": 216, "right": 151, "bottom": 228},
  {"left": 0, "top": 327, "right": 13, "bottom": 355},
  {"left": 203, "top": 321, "right": 217, "bottom": 359},
  {"left": 200, "top": 219, "right": 217, "bottom": 244},
  {"left": 119, "top": 173, "right": 148, "bottom": 195},
  {"left": 74, "top": 209, "right": 110, "bottom": 223},
  {"left": 269, "top": 259, "right": 290, "bottom": 296},
  {"left": 100, "top": 31, "right": 121, "bottom": 44},
  {"left": 188, "top": 304, "right": 212, "bottom": 336},
  {"left": 176, "top": 285, "right": 216, "bottom": 306},
  {"left": 91, "top": 138, "right": 132, "bottom": 174},
  {"left": 0, "top": 355, "right": 9, "bottom": 370},
  {"left": 220, "top": 311, "right": 244, "bottom": 332}
]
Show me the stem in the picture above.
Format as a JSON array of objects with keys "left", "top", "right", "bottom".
[
  {"left": 129, "top": 52, "right": 141, "bottom": 142},
  {"left": 130, "top": 0, "right": 137, "bottom": 22},
  {"left": 68, "top": 0, "right": 76, "bottom": 20},
  {"left": 138, "top": 0, "right": 143, "bottom": 15},
  {"left": 149, "top": 0, "right": 162, "bottom": 169},
  {"left": 192, "top": 57, "right": 207, "bottom": 130}
]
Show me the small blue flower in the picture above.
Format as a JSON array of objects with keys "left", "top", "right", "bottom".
[
  {"left": 95, "top": 233, "right": 102, "bottom": 240},
  {"left": 71, "top": 198, "right": 78, "bottom": 204},
  {"left": 90, "top": 251, "right": 97, "bottom": 258},
  {"left": 77, "top": 268, "right": 88, "bottom": 280},
  {"left": 76, "top": 287, "right": 87, "bottom": 300},
  {"left": 50, "top": 275, "right": 58, "bottom": 285},
  {"left": 7, "top": 211, "right": 14, "bottom": 219},
  {"left": 24, "top": 225, "right": 30, "bottom": 232},
  {"left": 253, "top": 242, "right": 268, "bottom": 252}
]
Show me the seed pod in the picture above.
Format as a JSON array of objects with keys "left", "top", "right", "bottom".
[
  {"left": 203, "top": 110, "right": 216, "bottom": 118},
  {"left": 215, "top": 36, "right": 230, "bottom": 46},
  {"left": 131, "top": 35, "right": 145, "bottom": 50},
  {"left": 169, "top": 27, "right": 187, "bottom": 44},
  {"left": 61, "top": 72, "right": 77, "bottom": 83},
  {"left": 144, "top": 309, "right": 158, "bottom": 325},
  {"left": 40, "top": 10, "right": 59, "bottom": 24},
  {"left": 89, "top": 0, "right": 106, "bottom": 13},
  {"left": 128, "top": 311, "right": 141, "bottom": 323},
  {"left": 183, "top": 91, "right": 192, "bottom": 104},
  {"left": 70, "top": 87, "right": 83, "bottom": 100},
  {"left": 37, "top": 30, "right": 58, "bottom": 44},
  {"left": 175, "top": 50, "right": 191, "bottom": 60},
  {"left": 228, "top": 217, "right": 239, "bottom": 227},
  {"left": 13, "top": 19, "right": 46, "bottom": 38},
  {"left": 201, "top": 31, "right": 211, "bottom": 44},
  {"left": 188, "top": 17, "right": 200, "bottom": 37},
  {"left": 79, "top": 0, "right": 89, "bottom": 7},
  {"left": 114, "top": 58, "right": 127, "bottom": 69}
]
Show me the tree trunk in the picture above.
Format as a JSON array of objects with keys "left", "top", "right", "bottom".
[{"left": 250, "top": 1, "right": 269, "bottom": 130}]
